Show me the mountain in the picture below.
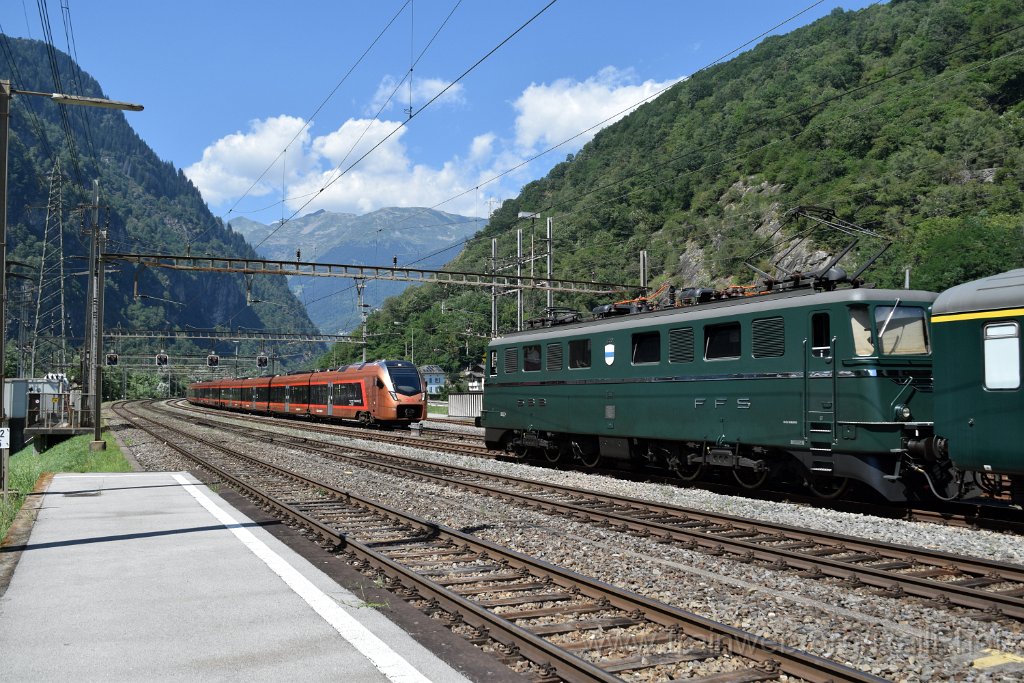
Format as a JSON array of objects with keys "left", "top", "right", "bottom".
[
  {"left": 320, "top": 0, "right": 1024, "bottom": 378},
  {"left": 230, "top": 208, "right": 483, "bottom": 334},
  {"left": 1, "top": 38, "right": 322, "bottom": 392}
]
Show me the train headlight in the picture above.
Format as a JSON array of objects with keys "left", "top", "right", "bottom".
[{"left": 894, "top": 404, "right": 912, "bottom": 421}]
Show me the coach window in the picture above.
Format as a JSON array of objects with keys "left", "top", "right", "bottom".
[
  {"left": 849, "top": 305, "right": 875, "bottom": 356},
  {"left": 523, "top": 344, "right": 542, "bottom": 371},
  {"left": 984, "top": 322, "right": 1020, "bottom": 390},
  {"left": 632, "top": 331, "right": 660, "bottom": 364},
  {"left": 569, "top": 338, "right": 592, "bottom": 369},
  {"left": 705, "top": 322, "right": 740, "bottom": 360}
]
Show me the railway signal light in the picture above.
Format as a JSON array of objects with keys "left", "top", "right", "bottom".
[
  {"left": 105, "top": 353, "right": 118, "bottom": 366},
  {"left": 207, "top": 354, "right": 220, "bottom": 368},
  {"left": 256, "top": 354, "right": 269, "bottom": 368},
  {"left": 155, "top": 353, "right": 169, "bottom": 367}
]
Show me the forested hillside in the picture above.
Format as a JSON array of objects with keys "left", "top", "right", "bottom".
[
  {"left": 323, "top": 0, "right": 1024, "bottom": 380},
  {"left": 1, "top": 38, "right": 320, "bottom": 394}
]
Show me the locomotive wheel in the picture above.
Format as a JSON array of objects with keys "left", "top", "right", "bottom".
[
  {"left": 543, "top": 444, "right": 564, "bottom": 464},
  {"left": 733, "top": 467, "right": 770, "bottom": 490},
  {"left": 669, "top": 455, "right": 703, "bottom": 482},
  {"left": 507, "top": 440, "right": 530, "bottom": 459},
  {"left": 573, "top": 440, "right": 601, "bottom": 469},
  {"left": 807, "top": 475, "right": 850, "bottom": 500}
]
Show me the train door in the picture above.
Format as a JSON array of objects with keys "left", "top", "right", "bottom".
[
  {"left": 366, "top": 378, "right": 377, "bottom": 415},
  {"left": 327, "top": 382, "right": 334, "bottom": 417},
  {"left": 284, "top": 385, "right": 290, "bottom": 413},
  {"left": 250, "top": 386, "right": 257, "bottom": 410},
  {"left": 805, "top": 311, "right": 837, "bottom": 453}
]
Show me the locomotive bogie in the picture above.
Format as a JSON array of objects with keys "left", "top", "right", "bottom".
[{"left": 482, "top": 288, "right": 939, "bottom": 501}]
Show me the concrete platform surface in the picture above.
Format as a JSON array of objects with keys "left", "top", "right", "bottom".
[{"left": 0, "top": 472, "right": 471, "bottom": 682}]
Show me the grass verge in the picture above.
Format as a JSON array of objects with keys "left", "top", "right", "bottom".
[{"left": 0, "top": 430, "right": 131, "bottom": 542}]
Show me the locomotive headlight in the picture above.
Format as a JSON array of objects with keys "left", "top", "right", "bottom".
[{"left": 894, "top": 404, "right": 912, "bottom": 421}]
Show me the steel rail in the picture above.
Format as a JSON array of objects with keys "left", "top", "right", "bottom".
[
  {"left": 165, "top": 400, "right": 1024, "bottom": 621},
  {"left": 118, "top": 400, "right": 882, "bottom": 683}
]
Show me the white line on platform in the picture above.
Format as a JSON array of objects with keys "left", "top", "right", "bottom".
[{"left": 172, "top": 473, "right": 433, "bottom": 683}]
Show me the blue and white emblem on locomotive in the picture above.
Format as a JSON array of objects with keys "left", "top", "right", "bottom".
[{"left": 604, "top": 342, "right": 615, "bottom": 365}]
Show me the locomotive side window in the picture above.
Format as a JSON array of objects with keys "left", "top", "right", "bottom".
[
  {"left": 984, "top": 322, "right": 1020, "bottom": 390},
  {"left": 705, "top": 322, "right": 740, "bottom": 360},
  {"left": 669, "top": 328, "right": 694, "bottom": 363},
  {"left": 568, "top": 339, "right": 591, "bottom": 369},
  {"left": 849, "top": 306, "right": 875, "bottom": 356},
  {"left": 810, "top": 313, "right": 830, "bottom": 357},
  {"left": 523, "top": 345, "right": 542, "bottom": 371},
  {"left": 875, "top": 305, "right": 930, "bottom": 355},
  {"left": 632, "top": 331, "right": 660, "bottom": 364},
  {"left": 489, "top": 350, "right": 498, "bottom": 376},
  {"left": 752, "top": 317, "right": 786, "bottom": 358},
  {"left": 503, "top": 348, "right": 518, "bottom": 374},
  {"left": 546, "top": 343, "right": 564, "bottom": 371}
]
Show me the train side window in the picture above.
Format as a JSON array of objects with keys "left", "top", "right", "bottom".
[
  {"left": 569, "top": 339, "right": 591, "bottom": 369},
  {"left": 705, "top": 322, "right": 740, "bottom": 360},
  {"left": 849, "top": 306, "right": 875, "bottom": 356},
  {"left": 546, "top": 343, "right": 563, "bottom": 371},
  {"left": 503, "top": 348, "right": 518, "bottom": 374},
  {"left": 668, "top": 328, "right": 694, "bottom": 363},
  {"left": 984, "top": 322, "right": 1020, "bottom": 390},
  {"left": 489, "top": 350, "right": 497, "bottom": 376},
  {"left": 632, "top": 331, "right": 660, "bottom": 364},
  {"left": 810, "top": 313, "right": 830, "bottom": 357},
  {"left": 523, "top": 345, "right": 542, "bottom": 371}
]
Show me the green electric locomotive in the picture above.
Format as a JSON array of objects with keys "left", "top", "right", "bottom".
[
  {"left": 932, "top": 268, "right": 1024, "bottom": 503},
  {"left": 481, "top": 284, "right": 947, "bottom": 502}
]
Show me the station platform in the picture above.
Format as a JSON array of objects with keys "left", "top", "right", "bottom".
[{"left": 0, "top": 472, "right": 496, "bottom": 682}]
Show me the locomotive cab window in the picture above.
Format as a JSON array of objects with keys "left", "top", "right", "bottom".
[
  {"left": 875, "top": 305, "right": 930, "bottom": 355},
  {"left": 705, "top": 322, "right": 740, "bottom": 360},
  {"left": 632, "top": 331, "right": 660, "bottom": 364},
  {"left": 523, "top": 345, "right": 542, "bottom": 372},
  {"left": 569, "top": 339, "right": 591, "bottom": 369},
  {"left": 984, "top": 322, "right": 1020, "bottom": 390},
  {"left": 849, "top": 306, "right": 875, "bottom": 356}
]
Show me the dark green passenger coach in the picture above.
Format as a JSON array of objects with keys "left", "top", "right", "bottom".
[
  {"left": 482, "top": 286, "right": 944, "bottom": 501},
  {"left": 932, "top": 269, "right": 1024, "bottom": 497}
]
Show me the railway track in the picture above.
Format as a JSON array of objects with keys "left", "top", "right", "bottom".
[
  {"left": 158, "top": 399, "right": 1024, "bottom": 623},
  {"left": 165, "top": 397, "right": 1024, "bottom": 536},
  {"left": 116, "top": 400, "right": 881, "bottom": 683}
]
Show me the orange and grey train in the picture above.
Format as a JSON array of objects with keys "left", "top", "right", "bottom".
[{"left": 187, "top": 360, "right": 426, "bottom": 426}]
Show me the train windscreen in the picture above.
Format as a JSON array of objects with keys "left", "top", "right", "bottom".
[{"left": 388, "top": 367, "right": 424, "bottom": 396}]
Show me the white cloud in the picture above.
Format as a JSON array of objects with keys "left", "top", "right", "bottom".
[
  {"left": 185, "top": 66, "right": 683, "bottom": 221},
  {"left": 368, "top": 75, "right": 465, "bottom": 115},
  {"left": 513, "top": 66, "right": 681, "bottom": 151}
]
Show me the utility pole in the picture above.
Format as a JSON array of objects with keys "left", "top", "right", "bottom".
[
  {"left": 1, "top": 81, "right": 10, "bottom": 500},
  {"left": 490, "top": 239, "right": 498, "bottom": 338},
  {"left": 546, "top": 217, "right": 553, "bottom": 310},
  {"left": 355, "top": 278, "right": 367, "bottom": 363},
  {"left": 90, "top": 181, "right": 106, "bottom": 451},
  {"left": 516, "top": 229, "right": 523, "bottom": 331}
]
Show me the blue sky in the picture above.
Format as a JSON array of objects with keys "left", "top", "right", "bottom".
[{"left": 2, "top": 1, "right": 879, "bottom": 226}]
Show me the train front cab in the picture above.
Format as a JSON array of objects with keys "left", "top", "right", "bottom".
[
  {"left": 374, "top": 361, "right": 427, "bottom": 423},
  {"left": 932, "top": 270, "right": 1024, "bottom": 501}
]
